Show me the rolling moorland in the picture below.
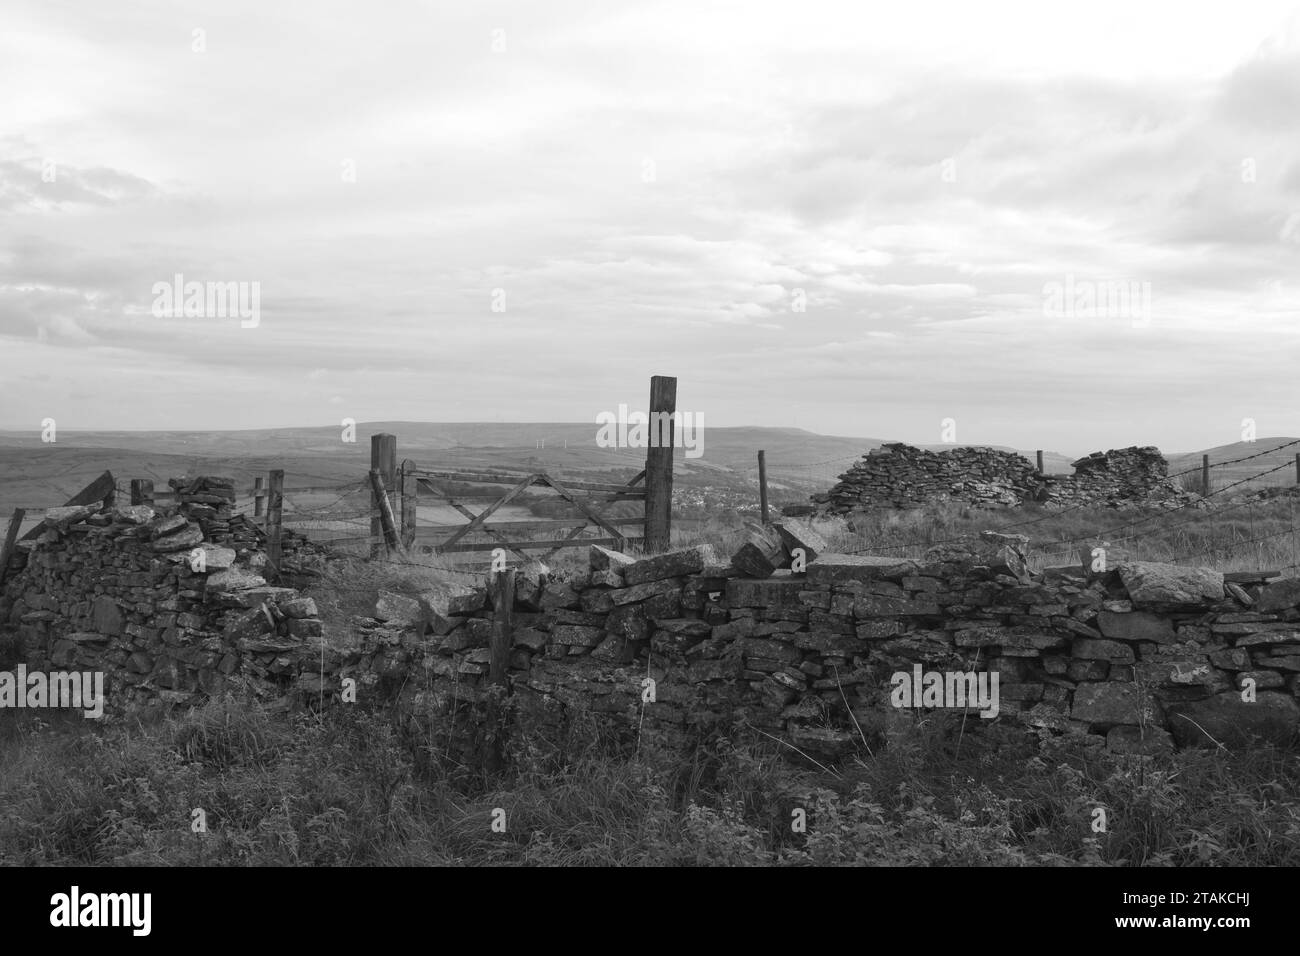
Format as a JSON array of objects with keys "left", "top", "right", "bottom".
[{"left": 3, "top": 427, "right": 1300, "bottom": 866}]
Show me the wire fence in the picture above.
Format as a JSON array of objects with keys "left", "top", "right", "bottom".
[{"left": 832, "top": 437, "right": 1300, "bottom": 576}]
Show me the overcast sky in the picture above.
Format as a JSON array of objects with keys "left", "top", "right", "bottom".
[{"left": 2, "top": 0, "right": 1298, "bottom": 455}]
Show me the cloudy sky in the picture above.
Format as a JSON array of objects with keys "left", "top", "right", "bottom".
[{"left": 2, "top": 0, "right": 1298, "bottom": 455}]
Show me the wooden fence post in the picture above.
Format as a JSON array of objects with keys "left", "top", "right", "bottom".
[
  {"left": 488, "top": 568, "right": 515, "bottom": 687},
  {"left": 643, "top": 375, "right": 676, "bottom": 553},
  {"left": 0, "top": 508, "right": 26, "bottom": 586},
  {"left": 266, "top": 469, "right": 284, "bottom": 582},
  {"left": 757, "top": 450, "right": 769, "bottom": 525},
  {"left": 1036, "top": 450, "right": 1044, "bottom": 474},
  {"left": 1294, "top": 452, "right": 1299, "bottom": 485},
  {"left": 1202, "top": 455, "right": 1211, "bottom": 495},
  {"left": 370, "top": 433, "right": 397, "bottom": 558},
  {"left": 253, "top": 475, "right": 265, "bottom": 518},
  {"left": 400, "top": 459, "right": 417, "bottom": 550},
  {"left": 369, "top": 469, "right": 405, "bottom": 556},
  {"left": 130, "top": 479, "right": 154, "bottom": 507}
]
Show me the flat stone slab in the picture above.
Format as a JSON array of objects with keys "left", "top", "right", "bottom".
[
  {"left": 1070, "top": 681, "right": 1160, "bottom": 726},
  {"left": 623, "top": 545, "right": 716, "bottom": 587},
  {"left": 805, "top": 554, "right": 922, "bottom": 588},
  {"left": 726, "top": 572, "right": 805, "bottom": 608},
  {"left": 1118, "top": 562, "right": 1224, "bottom": 610},
  {"left": 1095, "top": 609, "right": 1176, "bottom": 643}
]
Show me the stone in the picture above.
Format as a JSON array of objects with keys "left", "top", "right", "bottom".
[
  {"left": 191, "top": 545, "right": 236, "bottom": 571},
  {"left": 725, "top": 574, "right": 804, "bottom": 609},
  {"left": 1165, "top": 692, "right": 1300, "bottom": 748},
  {"left": 551, "top": 625, "right": 604, "bottom": 647},
  {"left": 806, "top": 554, "right": 922, "bottom": 588},
  {"left": 204, "top": 567, "right": 268, "bottom": 592},
  {"left": 43, "top": 505, "right": 96, "bottom": 527},
  {"left": 111, "top": 505, "right": 155, "bottom": 525},
  {"left": 608, "top": 578, "right": 681, "bottom": 607},
  {"left": 730, "top": 526, "right": 788, "bottom": 578},
  {"left": 1117, "top": 562, "right": 1224, "bottom": 610},
  {"left": 1095, "top": 610, "right": 1176, "bottom": 644},
  {"left": 773, "top": 519, "right": 829, "bottom": 564},
  {"left": 373, "top": 591, "right": 424, "bottom": 628},
  {"left": 91, "top": 596, "right": 124, "bottom": 635},
  {"left": 150, "top": 525, "right": 204, "bottom": 552},
  {"left": 1255, "top": 578, "right": 1300, "bottom": 613},
  {"left": 417, "top": 582, "right": 485, "bottom": 619},
  {"left": 589, "top": 546, "right": 635, "bottom": 574},
  {"left": 277, "top": 597, "right": 318, "bottom": 619},
  {"left": 1070, "top": 638, "right": 1135, "bottom": 662},
  {"left": 623, "top": 545, "right": 716, "bottom": 587},
  {"left": 606, "top": 604, "right": 650, "bottom": 642},
  {"left": 1070, "top": 682, "right": 1159, "bottom": 726}
]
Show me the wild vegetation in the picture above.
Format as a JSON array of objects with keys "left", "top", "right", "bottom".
[{"left": 2, "top": 697, "right": 1297, "bottom": 866}]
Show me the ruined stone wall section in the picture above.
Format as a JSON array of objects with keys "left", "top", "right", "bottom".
[
  {"left": 811, "top": 443, "right": 1191, "bottom": 513},
  {"left": 4, "top": 505, "right": 1298, "bottom": 756}
]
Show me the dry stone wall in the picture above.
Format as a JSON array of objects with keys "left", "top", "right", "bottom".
[
  {"left": 810, "top": 443, "right": 1194, "bottom": 513},
  {"left": 4, "top": 485, "right": 1298, "bottom": 758}
]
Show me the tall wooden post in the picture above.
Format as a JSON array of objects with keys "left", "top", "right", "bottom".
[
  {"left": 266, "top": 469, "right": 284, "bottom": 582},
  {"left": 757, "top": 450, "right": 769, "bottom": 525},
  {"left": 1294, "top": 452, "right": 1299, "bottom": 485},
  {"left": 1202, "top": 454, "right": 1211, "bottom": 495},
  {"left": 130, "top": 479, "right": 155, "bottom": 507},
  {"left": 400, "top": 459, "right": 417, "bottom": 550},
  {"left": 1036, "top": 450, "right": 1044, "bottom": 474},
  {"left": 253, "top": 475, "right": 265, "bottom": 518},
  {"left": 488, "top": 568, "right": 516, "bottom": 687},
  {"left": 0, "top": 508, "right": 26, "bottom": 586},
  {"left": 370, "top": 433, "right": 397, "bottom": 558},
  {"left": 643, "top": 375, "right": 676, "bottom": 553}
]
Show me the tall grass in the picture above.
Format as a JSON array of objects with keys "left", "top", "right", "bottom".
[{"left": 1, "top": 699, "right": 1297, "bottom": 866}]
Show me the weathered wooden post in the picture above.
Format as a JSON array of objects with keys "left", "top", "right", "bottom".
[
  {"left": 266, "top": 469, "right": 284, "bottom": 582},
  {"left": 488, "top": 568, "right": 515, "bottom": 687},
  {"left": 368, "top": 469, "right": 404, "bottom": 556},
  {"left": 370, "top": 433, "right": 397, "bottom": 558},
  {"left": 1036, "top": 450, "right": 1044, "bottom": 474},
  {"left": 253, "top": 475, "right": 265, "bottom": 518},
  {"left": 643, "top": 375, "right": 676, "bottom": 553},
  {"left": 1294, "top": 452, "right": 1299, "bottom": 485},
  {"left": 130, "top": 479, "right": 155, "bottom": 507},
  {"left": 401, "top": 459, "right": 417, "bottom": 550},
  {"left": 1202, "top": 454, "right": 1211, "bottom": 495},
  {"left": 0, "top": 508, "right": 25, "bottom": 586},
  {"left": 757, "top": 450, "right": 769, "bottom": 525}
]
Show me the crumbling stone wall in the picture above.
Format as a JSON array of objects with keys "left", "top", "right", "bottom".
[
  {"left": 810, "top": 443, "right": 1192, "bottom": 513},
  {"left": 4, "top": 493, "right": 1297, "bottom": 759},
  {"left": 0, "top": 493, "right": 326, "bottom": 708}
]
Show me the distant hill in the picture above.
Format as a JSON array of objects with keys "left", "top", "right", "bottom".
[
  {"left": 2, "top": 424, "right": 1287, "bottom": 525},
  {"left": 1166, "top": 438, "right": 1300, "bottom": 493}
]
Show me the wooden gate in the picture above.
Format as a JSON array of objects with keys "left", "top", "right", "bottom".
[{"left": 398, "top": 465, "right": 646, "bottom": 561}]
